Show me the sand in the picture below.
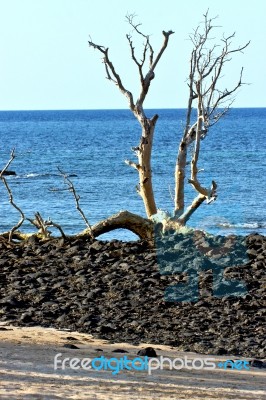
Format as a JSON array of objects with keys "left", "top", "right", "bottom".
[{"left": 0, "top": 323, "right": 265, "bottom": 400}]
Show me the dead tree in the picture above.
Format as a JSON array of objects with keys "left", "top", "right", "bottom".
[
  {"left": 0, "top": 13, "right": 250, "bottom": 243},
  {"left": 88, "top": 12, "right": 249, "bottom": 236},
  {"left": 173, "top": 11, "right": 249, "bottom": 226},
  {"left": 89, "top": 14, "right": 174, "bottom": 218}
]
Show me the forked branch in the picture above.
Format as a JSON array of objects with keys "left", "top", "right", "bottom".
[
  {"left": 174, "top": 10, "right": 249, "bottom": 221},
  {"left": 27, "top": 212, "right": 51, "bottom": 238},
  {"left": 88, "top": 38, "right": 135, "bottom": 111},
  {"left": 27, "top": 212, "right": 67, "bottom": 240},
  {"left": 89, "top": 16, "right": 174, "bottom": 116},
  {"left": 89, "top": 16, "right": 173, "bottom": 219}
]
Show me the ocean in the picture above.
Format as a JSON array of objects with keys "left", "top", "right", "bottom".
[{"left": 0, "top": 108, "right": 265, "bottom": 240}]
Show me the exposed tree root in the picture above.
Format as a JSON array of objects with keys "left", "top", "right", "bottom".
[{"left": 78, "top": 210, "right": 154, "bottom": 241}]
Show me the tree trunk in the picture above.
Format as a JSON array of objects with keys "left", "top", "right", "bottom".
[
  {"left": 136, "top": 115, "right": 158, "bottom": 218},
  {"left": 174, "top": 140, "right": 187, "bottom": 217}
]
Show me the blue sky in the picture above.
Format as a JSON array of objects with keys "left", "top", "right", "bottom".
[{"left": 0, "top": 0, "right": 265, "bottom": 110}]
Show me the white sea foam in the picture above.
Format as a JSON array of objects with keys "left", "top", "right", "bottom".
[{"left": 217, "top": 222, "right": 266, "bottom": 229}]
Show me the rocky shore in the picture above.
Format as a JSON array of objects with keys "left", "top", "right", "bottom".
[{"left": 0, "top": 231, "right": 265, "bottom": 359}]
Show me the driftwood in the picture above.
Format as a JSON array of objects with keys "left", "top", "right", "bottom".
[
  {"left": 1, "top": 211, "right": 154, "bottom": 242},
  {"left": 79, "top": 210, "right": 154, "bottom": 241}
]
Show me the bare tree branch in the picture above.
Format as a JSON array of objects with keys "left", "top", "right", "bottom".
[
  {"left": 57, "top": 167, "right": 94, "bottom": 237},
  {"left": 136, "top": 28, "right": 174, "bottom": 109},
  {"left": 27, "top": 212, "right": 51, "bottom": 238},
  {"left": 124, "top": 159, "right": 142, "bottom": 171},
  {"left": 0, "top": 149, "right": 25, "bottom": 242},
  {"left": 89, "top": 16, "right": 173, "bottom": 219},
  {"left": 27, "top": 212, "right": 66, "bottom": 240},
  {"left": 178, "top": 194, "right": 206, "bottom": 225},
  {"left": 185, "top": 12, "right": 250, "bottom": 130},
  {"left": 126, "top": 13, "right": 154, "bottom": 67},
  {"left": 174, "top": 11, "right": 249, "bottom": 218},
  {"left": 44, "top": 218, "right": 67, "bottom": 239},
  {"left": 126, "top": 34, "right": 144, "bottom": 82},
  {"left": 88, "top": 39, "right": 135, "bottom": 111}
]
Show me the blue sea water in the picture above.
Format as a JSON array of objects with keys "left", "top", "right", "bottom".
[{"left": 0, "top": 108, "right": 265, "bottom": 240}]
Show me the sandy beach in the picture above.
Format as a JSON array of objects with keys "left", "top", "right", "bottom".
[{"left": 0, "top": 324, "right": 265, "bottom": 400}]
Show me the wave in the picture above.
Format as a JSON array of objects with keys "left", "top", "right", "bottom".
[
  {"left": 14, "top": 173, "right": 78, "bottom": 179},
  {"left": 217, "top": 222, "right": 266, "bottom": 229},
  {"left": 25, "top": 173, "right": 47, "bottom": 178}
]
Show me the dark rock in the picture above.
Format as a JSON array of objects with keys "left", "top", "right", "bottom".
[
  {"left": 65, "top": 336, "right": 79, "bottom": 341},
  {"left": 20, "top": 312, "right": 33, "bottom": 322},
  {"left": 250, "top": 359, "right": 265, "bottom": 368},
  {"left": 137, "top": 347, "right": 157, "bottom": 357},
  {"left": 56, "top": 315, "right": 67, "bottom": 323},
  {"left": 112, "top": 349, "right": 129, "bottom": 353},
  {"left": 215, "top": 347, "right": 228, "bottom": 355},
  {"left": 98, "top": 324, "right": 117, "bottom": 333},
  {"left": 90, "top": 241, "right": 105, "bottom": 252},
  {"left": 63, "top": 343, "right": 80, "bottom": 349},
  {"left": 246, "top": 249, "right": 258, "bottom": 259},
  {"left": 0, "top": 232, "right": 265, "bottom": 358},
  {"left": 0, "top": 170, "right": 16, "bottom": 176}
]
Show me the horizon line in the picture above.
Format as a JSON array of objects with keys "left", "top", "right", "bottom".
[{"left": 0, "top": 106, "right": 266, "bottom": 112}]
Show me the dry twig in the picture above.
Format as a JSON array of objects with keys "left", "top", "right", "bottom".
[
  {"left": 0, "top": 149, "right": 25, "bottom": 241},
  {"left": 57, "top": 167, "right": 94, "bottom": 237}
]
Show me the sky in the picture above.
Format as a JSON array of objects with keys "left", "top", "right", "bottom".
[{"left": 0, "top": 0, "right": 265, "bottom": 110}]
